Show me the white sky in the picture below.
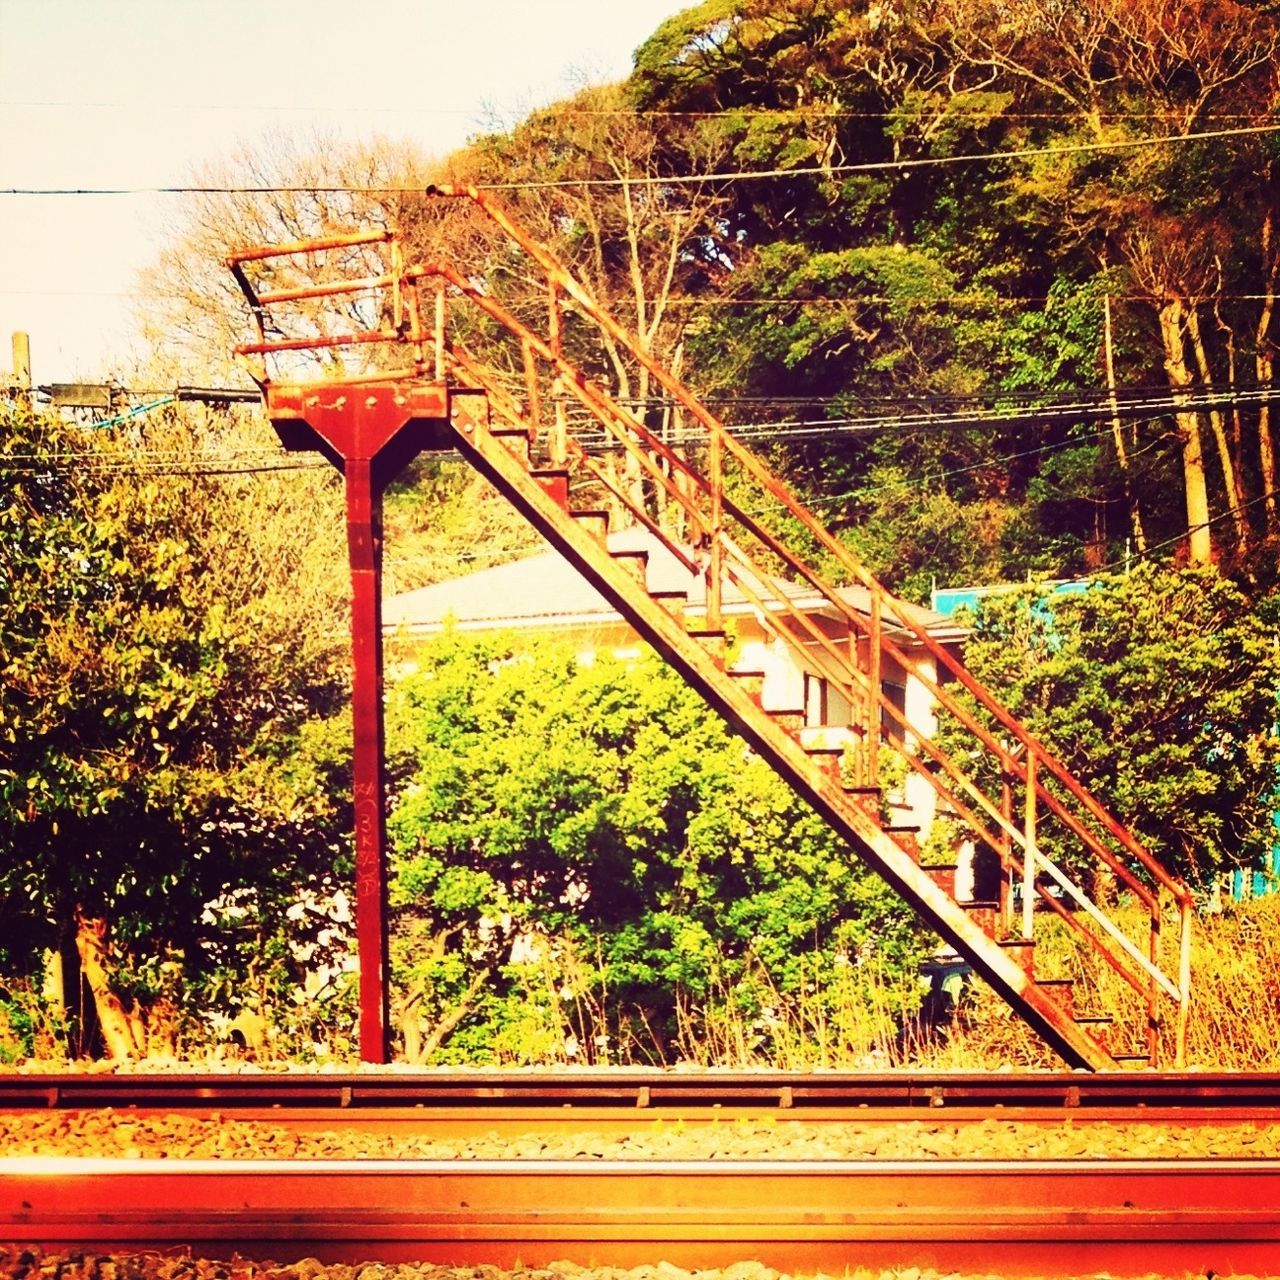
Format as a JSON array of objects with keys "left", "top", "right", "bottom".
[{"left": 0, "top": 0, "right": 690, "bottom": 384}]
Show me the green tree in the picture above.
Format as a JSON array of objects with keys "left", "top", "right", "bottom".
[
  {"left": 0, "top": 401, "right": 352, "bottom": 1058},
  {"left": 956, "top": 565, "right": 1280, "bottom": 887},
  {"left": 627, "top": 0, "right": 1280, "bottom": 584},
  {"left": 387, "top": 630, "right": 928, "bottom": 1063}
]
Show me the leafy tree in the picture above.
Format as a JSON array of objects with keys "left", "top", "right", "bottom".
[
  {"left": 955, "top": 565, "right": 1280, "bottom": 888},
  {"left": 387, "top": 630, "right": 929, "bottom": 1063},
  {"left": 0, "top": 400, "right": 352, "bottom": 1058},
  {"left": 624, "top": 0, "right": 1280, "bottom": 583},
  {"left": 939, "top": 0, "right": 1280, "bottom": 564}
]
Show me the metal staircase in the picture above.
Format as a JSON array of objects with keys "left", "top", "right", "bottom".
[{"left": 229, "top": 187, "right": 1194, "bottom": 1069}]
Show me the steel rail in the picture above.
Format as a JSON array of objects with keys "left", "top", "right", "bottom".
[
  {"left": 6, "top": 1070, "right": 1280, "bottom": 1112},
  {"left": 6, "top": 1155, "right": 1280, "bottom": 1278}
]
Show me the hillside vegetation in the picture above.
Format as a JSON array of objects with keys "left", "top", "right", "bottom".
[{"left": 2, "top": 0, "right": 1278, "bottom": 1065}]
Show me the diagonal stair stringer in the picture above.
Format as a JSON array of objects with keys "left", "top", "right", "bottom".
[
  {"left": 446, "top": 394, "right": 1113, "bottom": 1072},
  {"left": 229, "top": 195, "right": 1195, "bottom": 1070}
]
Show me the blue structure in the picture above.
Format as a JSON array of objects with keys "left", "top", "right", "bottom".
[
  {"left": 931, "top": 577, "right": 1093, "bottom": 618},
  {"left": 1231, "top": 813, "right": 1280, "bottom": 901}
]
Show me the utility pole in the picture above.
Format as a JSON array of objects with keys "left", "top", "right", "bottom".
[{"left": 6, "top": 332, "right": 32, "bottom": 405}]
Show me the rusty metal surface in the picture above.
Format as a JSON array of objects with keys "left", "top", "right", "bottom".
[
  {"left": 226, "top": 193, "right": 1194, "bottom": 1071},
  {"left": 6, "top": 1156, "right": 1280, "bottom": 1277},
  {"left": 258, "top": 383, "right": 451, "bottom": 1063},
  {"left": 7, "top": 1070, "right": 1280, "bottom": 1112}
]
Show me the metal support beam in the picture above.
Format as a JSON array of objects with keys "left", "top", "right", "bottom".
[
  {"left": 346, "top": 456, "right": 390, "bottom": 1061},
  {"left": 265, "top": 382, "right": 450, "bottom": 1063}
]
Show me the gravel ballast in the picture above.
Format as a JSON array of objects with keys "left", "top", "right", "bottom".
[
  {"left": 3, "top": 1110, "right": 1279, "bottom": 1161},
  {"left": 1, "top": 1246, "right": 1260, "bottom": 1280}
]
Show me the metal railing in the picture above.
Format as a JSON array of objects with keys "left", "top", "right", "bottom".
[{"left": 229, "top": 188, "right": 1194, "bottom": 1065}]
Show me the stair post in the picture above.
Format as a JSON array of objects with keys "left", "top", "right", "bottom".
[
  {"left": 264, "top": 383, "right": 452, "bottom": 1063},
  {"left": 1023, "top": 746, "right": 1038, "bottom": 941},
  {"left": 706, "top": 425, "right": 724, "bottom": 632}
]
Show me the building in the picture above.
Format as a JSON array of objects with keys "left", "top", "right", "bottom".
[{"left": 385, "top": 526, "right": 967, "bottom": 834}]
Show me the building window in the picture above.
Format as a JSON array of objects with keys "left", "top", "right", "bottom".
[{"left": 804, "top": 672, "right": 828, "bottom": 727}]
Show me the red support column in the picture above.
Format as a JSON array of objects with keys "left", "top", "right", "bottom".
[
  {"left": 264, "top": 383, "right": 450, "bottom": 1064},
  {"left": 345, "top": 457, "right": 390, "bottom": 1062}
]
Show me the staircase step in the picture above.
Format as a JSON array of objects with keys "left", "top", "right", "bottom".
[
  {"left": 958, "top": 899, "right": 1001, "bottom": 933},
  {"left": 491, "top": 427, "right": 531, "bottom": 463},
  {"left": 649, "top": 588, "right": 687, "bottom": 617},
  {"left": 1036, "top": 978, "right": 1075, "bottom": 1017},
  {"left": 686, "top": 627, "right": 727, "bottom": 660},
  {"left": 924, "top": 864, "right": 958, "bottom": 896},
  {"left": 571, "top": 508, "right": 609, "bottom": 541},
  {"left": 727, "top": 668, "right": 766, "bottom": 700},
  {"left": 1073, "top": 1015, "right": 1114, "bottom": 1050},
  {"left": 997, "top": 937, "right": 1036, "bottom": 972},
  {"left": 610, "top": 547, "right": 649, "bottom": 584},
  {"left": 530, "top": 467, "right": 570, "bottom": 509},
  {"left": 456, "top": 399, "right": 493, "bottom": 430},
  {"left": 804, "top": 744, "right": 844, "bottom": 780},
  {"left": 890, "top": 829, "right": 921, "bottom": 859},
  {"left": 489, "top": 422, "right": 528, "bottom": 439},
  {"left": 769, "top": 707, "right": 806, "bottom": 733}
]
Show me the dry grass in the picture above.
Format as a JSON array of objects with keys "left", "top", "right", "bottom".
[
  {"left": 5, "top": 896, "right": 1280, "bottom": 1070},
  {"left": 665, "top": 894, "right": 1280, "bottom": 1072},
  {"left": 924, "top": 893, "right": 1280, "bottom": 1071}
]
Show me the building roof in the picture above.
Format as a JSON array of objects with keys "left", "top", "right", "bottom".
[{"left": 383, "top": 526, "right": 962, "bottom": 641}]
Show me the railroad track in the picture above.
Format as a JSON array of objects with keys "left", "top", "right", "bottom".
[
  {"left": 7, "top": 1067, "right": 1280, "bottom": 1111},
  {"left": 6, "top": 1070, "right": 1280, "bottom": 1278},
  {"left": 7, "top": 1155, "right": 1280, "bottom": 1277}
]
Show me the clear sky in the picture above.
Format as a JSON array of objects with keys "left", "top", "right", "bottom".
[{"left": 0, "top": 0, "right": 690, "bottom": 384}]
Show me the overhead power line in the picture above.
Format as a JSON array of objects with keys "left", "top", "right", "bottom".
[
  {"left": 6, "top": 285, "right": 1278, "bottom": 307},
  {"left": 1091, "top": 485, "right": 1280, "bottom": 577},
  {"left": 19, "top": 378, "right": 1278, "bottom": 448},
  {"left": 4, "top": 123, "right": 1276, "bottom": 197},
  {"left": 5, "top": 100, "right": 1276, "bottom": 123}
]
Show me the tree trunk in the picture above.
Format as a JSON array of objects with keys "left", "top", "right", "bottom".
[
  {"left": 73, "top": 912, "right": 143, "bottom": 1061},
  {"left": 1157, "top": 300, "right": 1213, "bottom": 565},
  {"left": 47, "top": 919, "right": 97, "bottom": 1059},
  {"left": 415, "top": 966, "right": 492, "bottom": 1064},
  {"left": 1185, "top": 305, "right": 1249, "bottom": 554},
  {"left": 1102, "top": 289, "right": 1147, "bottom": 553},
  {"left": 1257, "top": 209, "right": 1279, "bottom": 534}
]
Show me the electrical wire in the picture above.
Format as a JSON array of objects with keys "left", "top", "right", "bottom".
[
  {"left": 6, "top": 100, "right": 1277, "bottom": 123},
  {"left": 8, "top": 286, "right": 1279, "bottom": 306},
  {"left": 39, "top": 380, "right": 1266, "bottom": 408},
  {"left": 1090, "top": 485, "right": 1280, "bottom": 576},
  {"left": 798, "top": 424, "right": 1127, "bottom": 511},
  {"left": 4, "top": 123, "right": 1276, "bottom": 196},
  {"left": 570, "top": 386, "right": 1278, "bottom": 443},
  {"left": 0, "top": 450, "right": 328, "bottom": 476},
  {"left": 13, "top": 381, "right": 1274, "bottom": 463},
  {"left": 8, "top": 404, "right": 1271, "bottom": 586}
]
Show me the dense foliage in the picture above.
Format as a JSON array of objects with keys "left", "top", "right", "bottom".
[
  {"left": 953, "top": 566, "right": 1280, "bottom": 888},
  {"left": 616, "top": 0, "right": 1280, "bottom": 589},
  {"left": 386, "top": 633, "right": 929, "bottom": 1063},
  {"left": 0, "top": 403, "right": 353, "bottom": 1058}
]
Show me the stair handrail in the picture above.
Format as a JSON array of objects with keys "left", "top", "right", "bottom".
[
  {"left": 432, "top": 186, "right": 1194, "bottom": 905},
  {"left": 229, "top": 198, "right": 1195, "bottom": 1062}
]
